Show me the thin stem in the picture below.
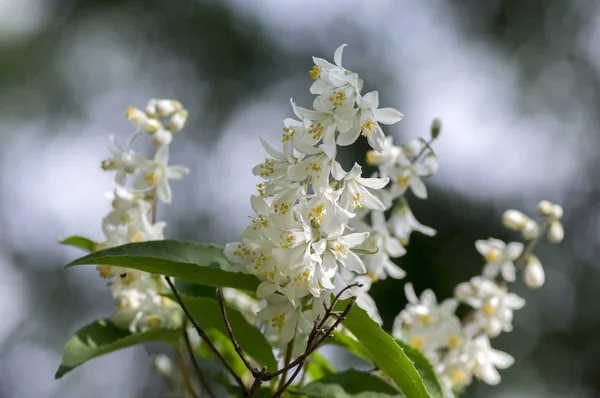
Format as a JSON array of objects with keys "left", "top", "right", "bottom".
[
  {"left": 175, "top": 346, "right": 199, "bottom": 398},
  {"left": 217, "top": 288, "right": 258, "bottom": 376},
  {"left": 182, "top": 327, "right": 216, "bottom": 398},
  {"left": 166, "top": 277, "right": 248, "bottom": 395},
  {"left": 277, "top": 338, "right": 295, "bottom": 391}
]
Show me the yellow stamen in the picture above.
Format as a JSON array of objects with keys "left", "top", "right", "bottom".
[
  {"left": 484, "top": 248, "right": 501, "bottom": 263},
  {"left": 482, "top": 303, "right": 496, "bottom": 316},
  {"left": 450, "top": 369, "right": 467, "bottom": 386},
  {"left": 145, "top": 314, "right": 162, "bottom": 328},
  {"left": 417, "top": 313, "right": 435, "bottom": 326},
  {"left": 309, "top": 65, "right": 320, "bottom": 80},
  {"left": 96, "top": 265, "right": 112, "bottom": 279},
  {"left": 447, "top": 334, "right": 461, "bottom": 349},
  {"left": 410, "top": 336, "right": 425, "bottom": 349},
  {"left": 144, "top": 171, "right": 160, "bottom": 185}
]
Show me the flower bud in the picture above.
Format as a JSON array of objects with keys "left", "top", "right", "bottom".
[
  {"left": 454, "top": 282, "right": 472, "bottom": 301},
  {"left": 537, "top": 200, "right": 553, "bottom": 216},
  {"left": 156, "top": 100, "right": 182, "bottom": 119},
  {"left": 502, "top": 210, "right": 528, "bottom": 230},
  {"left": 550, "top": 204, "right": 563, "bottom": 220},
  {"left": 151, "top": 129, "right": 173, "bottom": 147},
  {"left": 168, "top": 109, "right": 188, "bottom": 132},
  {"left": 145, "top": 99, "right": 158, "bottom": 118},
  {"left": 521, "top": 220, "right": 540, "bottom": 240},
  {"left": 524, "top": 255, "right": 545, "bottom": 288},
  {"left": 431, "top": 118, "right": 442, "bottom": 139},
  {"left": 547, "top": 221, "right": 564, "bottom": 243}
]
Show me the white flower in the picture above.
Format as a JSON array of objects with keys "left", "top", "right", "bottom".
[
  {"left": 365, "top": 136, "right": 403, "bottom": 175},
  {"left": 133, "top": 146, "right": 189, "bottom": 203},
  {"left": 126, "top": 106, "right": 162, "bottom": 134},
  {"left": 388, "top": 203, "right": 436, "bottom": 245},
  {"left": 101, "top": 135, "right": 152, "bottom": 184},
  {"left": 309, "top": 44, "right": 360, "bottom": 95},
  {"left": 336, "top": 91, "right": 403, "bottom": 152},
  {"left": 467, "top": 335, "right": 514, "bottom": 385},
  {"left": 257, "top": 294, "right": 312, "bottom": 345},
  {"left": 288, "top": 141, "right": 336, "bottom": 194},
  {"left": 388, "top": 153, "right": 437, "bottom": 200},
  {"left": 456, "top": 277, "right": 525, "bottom": 337},
  {"left": 393, "top": 283, "right": 462, "bottom": 356},
  {"left": 332, "top": 162, "right": 389, "bottom": 212},
  {"left": 353, "top": 210, "right": 406, "bottom": 281},
  {"left": 475, "top": 238, "right": 523, "bottom": 282}
]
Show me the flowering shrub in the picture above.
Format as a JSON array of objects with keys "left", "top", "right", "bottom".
[{"left": 56, "top": 45, "right": 564, "bottom": 398}]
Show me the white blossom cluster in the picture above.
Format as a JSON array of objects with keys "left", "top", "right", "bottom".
[
  {"left": 94, "top": 99, "right": 189, "bottom": 332},
  {"left": 224, "top": 45, "right": 439, "bottom": 347},
  {"left": 393, "top": 201, "right": 565, "bottom": 397}
]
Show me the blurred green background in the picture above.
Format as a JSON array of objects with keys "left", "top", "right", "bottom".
[{"left": 0, "top": 0, "right": 597, "bottom": 397}]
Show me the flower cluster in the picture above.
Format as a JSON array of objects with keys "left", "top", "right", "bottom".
[
  {"left": 393, "top": 201, "right": 565, "bottom": 396},
  {"left": 93, "top": 99, "right": 189, "bottom": 332},
  {"left": 225, "top": 45, "right": 439, "bottom": 347}
]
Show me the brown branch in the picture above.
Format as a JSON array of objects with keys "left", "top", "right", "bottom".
[
  {"left": 277, "top": 338, "right": 295, "bottom": 391},
  {"left": 216, "top": 288, "right": 259, "bottom": 377},
  {"left": 165, "top": 277, "right": 247, "bottom": 395},
  {"left": 182, "top": 326, "right": 216, "bottom": 398},
  {"left": 272, "top": 297, "right": 357, "bottom": 397}
]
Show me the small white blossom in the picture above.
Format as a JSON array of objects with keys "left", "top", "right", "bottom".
[{"left": 475, "top": 238, "right": 523, "bottom": 282}]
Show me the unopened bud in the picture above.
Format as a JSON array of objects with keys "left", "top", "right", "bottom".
[
  {"left": 145, "top": 99, "right": 158, "bottom": 118},
  {"left": 168, "top": 109, "right": 188, "bottom": 132},
  {"left": 537, "top": 200, "right": 553, "bottom": 216},
  {"left": 521, "top": 220, "right": 540, "bottom": 240},
  {"left": 524, "top": 255, "right": 545, "bottom": 288},
  {"left": 151, "top": 129, "right": 173, "bottom": 147},
  {"left": 156, "top": 100, "right": 182, "bottom": 119},
  {"left": 454, "top": 282, "right": 472, "bottom": 301},
  {"left": 431, "top": 118, "right": 442, "bottom": 139},
  {"left": 550, "top": 204, "right": 563, "bottom": 220},
  {"left": 547, "top": 221, "right": 564, "bottom": 243},
  {"left": 502, "top": 210, "right": 528, "bottom": 230}
]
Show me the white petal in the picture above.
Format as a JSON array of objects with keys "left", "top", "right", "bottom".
[
  {"left": 373, "top": 107, "right": 403, "bottom": 124},
  {"left": 343, "top": 232, "right": 370, "bottom": 248},
  {"left": 501, "top": 262, "right": 516, "bottom": 282},
  {"left": 482, "top": 262, "right": 500, "bottom": 279},
  {"left": 475, "top": 239, "right": 492, "bottom": 256},
  {"left": 384, "top": 262, "right": 406, "bottom": 279},
  {"left": 404, "top": 283, "right": 419, "bottom": 304},
  {"left": 260, "top": 137, "right": 286, "bottom": 161},
  {"left": 157, "top": 180, "right": 172, "bottom": 204},
  {"left": 154, "top": 145, "right": 169, "bottom": 165},
  {"left": 478, "top": 364, "right": 501, "bottom": 385},
  {"left": 357, "top": 176, "right": 389, "bottom": 189},
  {"left": 336, "top": 122, "right": 361, "bottom": 146},
  {"left": 358, "top": 91, "right": 379, "bottom": 110},
  {"left": 166, "top": 165, "right": 189, "bottom": 180},
  {"left": 490, "top": 349, "right": 514, "bottom": 369},
  {"left": 250, "top": 195, "right": 269, "bottom": 215},
  {"left": 344, "top": 250, "right": 366, "bottom": 273},
  {"left": 366, "top": 126, "right": 387, "bottom": 153},
  {"left": 409, "top": 176, "right": 428, "bottom": 199},
  {"left": 385, "top": 237, "right": 406, "bottom": 257},
  {"left": 256, "top": 282, "right": 278, "bottom": 298},
  {"left": 506, "top": 242, "right": 524, "bottom": 259},
  {"left": 331, "top": 160, "right": 347, "bottom": 180},
  {"left": 333, "top": 44, "right": 347, "bottom": 68}
]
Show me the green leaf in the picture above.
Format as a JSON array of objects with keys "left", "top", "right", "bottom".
[
  {"left": 335, "top": 301, "right": 430, "bottom": 398},
  {"left": 395, "top": 340, "right": 444, "bottom": 398},
  {"left": 305, "top": 351, "right": 337, "bottom": 382},
  {"left": 66, "top": 240, "right": 261, "bottom": 292},
  {"left": 174, "top": 294, "right": 277, "bottom": 372},
  {"left": 55, "top": 319, "right": 180, "bottom": 379},
  {"left": 329, "top": 332, "right": 373, "bottom": 362},
  {"left": 296, "top": 369, "right": 402, "bottom": 398},
  {"left": 59, "top": 235, "right": 97, "bottom": 252}
]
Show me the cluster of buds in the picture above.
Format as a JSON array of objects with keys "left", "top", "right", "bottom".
[
  {"left": 393, "top": 201, "right": 565, "bottom": 396},
  {"left": 225, "top": 45, "right": 439, "bottom": 353},
  {"left": 94, "top": 99, "right": 189, "bottom": 332}
]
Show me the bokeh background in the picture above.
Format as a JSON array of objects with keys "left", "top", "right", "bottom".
[{"left": 0, "top": 0, "right": 597, "bottom": 397}]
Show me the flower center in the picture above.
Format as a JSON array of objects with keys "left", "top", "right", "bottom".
[
  {"left": 145, "top": 314, "right": 162, "bottom": 328},
  {"left": 484, "top": 248, "right": 501, "bottom": 263},
  {"left": 410, "top": 336, "right": 425, "bottom": 349},
  {"left": 309, "top": 65, "right": 320, "bottom": 80},
  {"left": 447, "top": 334, "right": 461, "bottom": 349},
  {"left": 450, "top": 369, "right": 467, "bottom": 386},
  {"left": 482, "top": 302, "right": 496, "bottom": 316},
  {"left": 361, "top": 120, "right": 377, "bottom": 136},
  {"left": 417, "top": 313, "right": 435, "bottom": 326}
]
